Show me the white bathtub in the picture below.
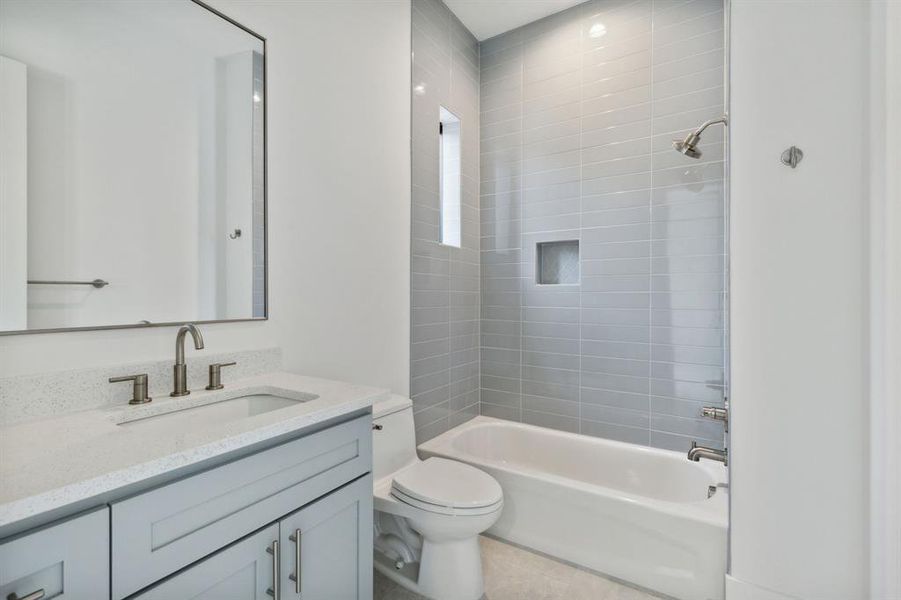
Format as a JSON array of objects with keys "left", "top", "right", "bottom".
[{"left": 418, "top": 416, "right": 728, "bottom": 600}]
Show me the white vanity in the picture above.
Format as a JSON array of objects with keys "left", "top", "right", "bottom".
[{"left": 0, "top": 370, "right": 384, "bottom": 600}]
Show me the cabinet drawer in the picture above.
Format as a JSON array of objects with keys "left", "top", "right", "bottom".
[
  {"left": 132, "top": 524, "right": 279, "bottom": 600},
  {"left": 112, "top": 414, "right": 371, "bottom": 599},
  {"left": 0, "top": 507, "right": 109, "bottom": 600}
]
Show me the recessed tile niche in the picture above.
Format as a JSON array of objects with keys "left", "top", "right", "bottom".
[{"left": 536, "top": 240, "right": 580, "bottom": 285}]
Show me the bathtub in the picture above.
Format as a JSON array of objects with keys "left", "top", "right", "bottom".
[{"left": 418, "top": 416, "right": 728, "bottom": 600}]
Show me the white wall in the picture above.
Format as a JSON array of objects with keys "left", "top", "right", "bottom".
[
  {"left": 869, "top": 2, "right": 901, "bottom": 596},
  {"left": 729, "top": 1, "right": 869, "bottom": 598},
  {"left": 0, "top": 0, "right": 411, "bottom": 397}
]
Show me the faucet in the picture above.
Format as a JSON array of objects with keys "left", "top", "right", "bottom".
[
  {"left": 687, "top": 404, "right": 729, "bottom": 464},
  {"left": 688, "top": 442, "right": 728, "bottom": 466},
  {"left": 171, "top": 323, "right": 204, "bottom": 397}
]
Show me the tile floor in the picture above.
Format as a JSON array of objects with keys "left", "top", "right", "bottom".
[{"left": 374, "top": 535, "right": 665, "bottom": 600}]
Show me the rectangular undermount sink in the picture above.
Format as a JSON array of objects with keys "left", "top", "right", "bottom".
[{"left": 117, "top": 391, "right": 318, "bottom": 431}]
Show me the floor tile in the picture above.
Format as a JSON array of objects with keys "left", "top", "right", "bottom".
[{"left": 373, "top": 535, "right": 665, "bottom": 600}]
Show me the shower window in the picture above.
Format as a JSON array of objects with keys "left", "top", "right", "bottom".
[{"left": 439, "top": 107, "right": 461, "bottom": 248}]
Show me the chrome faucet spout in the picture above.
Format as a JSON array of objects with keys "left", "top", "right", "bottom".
[
  {"left": 171, "top": 324, "right": 204, "bottom": 397},
  {"left": 174, "top": 323, "right": 204, "bottom": 365},
  {"left": 687, "top": 442, "right": 728, "bottom": 466}
]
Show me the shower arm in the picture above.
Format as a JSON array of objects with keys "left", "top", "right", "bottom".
[{"left": 689, "top": 115, "right": 729, "bottom": 140}]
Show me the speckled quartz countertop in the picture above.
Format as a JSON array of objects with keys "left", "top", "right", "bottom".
[{"left": 0, "top": 372, "right": 388, "bottom": 531}]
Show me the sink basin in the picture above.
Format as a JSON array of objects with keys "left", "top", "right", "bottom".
[{"left": 117, "top": 391, "right": 318, "bottom": 431}]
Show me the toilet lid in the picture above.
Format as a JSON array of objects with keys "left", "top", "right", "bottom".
[{"left": 390, "top": 458, "right": 503, "bottom": 510}]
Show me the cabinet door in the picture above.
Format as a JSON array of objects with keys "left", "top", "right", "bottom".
[
  {"left": 0, "top": 507, "right": 108, "bottom": 600},
  {"left": 279, "top": 474, "right": 373, "bottom": 600},
  {"left": 133, "top": 524, "right": 278, "bottom": 600}
]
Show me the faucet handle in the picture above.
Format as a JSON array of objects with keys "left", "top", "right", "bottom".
[
  {"left": 109, "top": 373, "right": 151, "bottom": 405},
  {"left": 206, "top": 362, "right": 236, "bottom": 390}
]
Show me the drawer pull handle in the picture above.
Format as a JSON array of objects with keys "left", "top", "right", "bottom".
[
  {"left": 7, "top": 590, "right": 45, "bottom": 600},
  {"left": 266, "top": 539, "right": 280, "bottom": 598},
  {"left": 289, "top": 528, "right": 302, "bottom": 594}
]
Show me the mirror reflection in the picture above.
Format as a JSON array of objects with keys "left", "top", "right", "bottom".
[{"left": 0, "top": 0, "right": 266, "bottom": 333}]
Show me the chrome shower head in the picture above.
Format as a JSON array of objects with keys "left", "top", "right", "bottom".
[
  {"left": 672, "top": 115, "right": 728, "bottom": 160},
  {"left": 673, "top": 134, "right": 703, "bottom": 159}
]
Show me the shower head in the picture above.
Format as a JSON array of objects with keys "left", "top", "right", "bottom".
[
  {"left": 673, "top": 133, "right": 703, "bottom": 159},
  {"left": 672, "top": 115, "right": 728, "bottom": 159}
]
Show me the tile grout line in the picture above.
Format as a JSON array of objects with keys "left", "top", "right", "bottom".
[
  {"left": 518, "top": 32, "right": 525, "bottom": 424},
  {"left": 648, "top": 0, "right": 656, "bottom": 447},
  {"left": 476, "top": 22, "right": 482, "bottom": 423},
  {"left": 578, "top": 3, "right": 585, "bottom": 436},
  {"left": 446, "top": 7, "right": 452, "bottom": 435}
]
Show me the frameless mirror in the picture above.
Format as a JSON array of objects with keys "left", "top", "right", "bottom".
[{"left": 0, "top": 0, "right": 266, "bottom": 334}]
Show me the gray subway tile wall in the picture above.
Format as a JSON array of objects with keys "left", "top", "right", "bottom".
[
  {"left": 478, "top": 0, "right": 727, "bottom": 451},
  {"left": 411, "top": 0, "right": 481, "bottom": 442}
]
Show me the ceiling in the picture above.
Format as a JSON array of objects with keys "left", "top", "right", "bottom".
[{"left": 443, "top": 0, "right": 585, "bottom": 41}]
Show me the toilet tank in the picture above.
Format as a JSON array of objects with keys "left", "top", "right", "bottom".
[{"left": 372, "top": 395, "right": 418, "bottom": 481}]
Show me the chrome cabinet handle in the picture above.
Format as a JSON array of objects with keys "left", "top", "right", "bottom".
[
  {"left": 289, "top": 528, "right": 301, "bottom": 594},
  {"left": 7, "top": 590, "right": 45, "bottom": 600},
  {"left": 266, "top": 539, "right": 280, "bottom": 598}
]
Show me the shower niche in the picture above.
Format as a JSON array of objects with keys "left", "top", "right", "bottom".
[{"left": 536, "top": 241, "right": 580, "bottom": 286}]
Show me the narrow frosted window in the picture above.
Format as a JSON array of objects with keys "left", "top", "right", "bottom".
[{"left": 439, "top": 107, "right": 461, "bottom": 248}]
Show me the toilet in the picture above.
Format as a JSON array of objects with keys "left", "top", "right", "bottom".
[{"left": 371, "top": 395, "right": 503, "bottom": 600}]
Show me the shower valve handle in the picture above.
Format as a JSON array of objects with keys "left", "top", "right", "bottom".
[{"left": 701, "top": 407, "right": 728, "bottom": 422}]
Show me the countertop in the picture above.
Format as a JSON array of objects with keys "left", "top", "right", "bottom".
[{"left": 0, "top": 372, "right": 388, "bottom": 532}]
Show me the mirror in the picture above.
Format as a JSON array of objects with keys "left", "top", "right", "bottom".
[{"left": 0, "top": 0, "right": 266, "bottom": 334}]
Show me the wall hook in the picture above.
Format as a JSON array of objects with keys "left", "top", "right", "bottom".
[
  {"left": 229, "top": 228, "right": 242, "bottom": 239},
  {"left": 781, "top": 146, "right": 804, "bottom": 169}
]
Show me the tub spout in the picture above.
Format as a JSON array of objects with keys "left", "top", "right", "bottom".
[{"left": 688, "top": 442, "right": 728, "bottom": 466}]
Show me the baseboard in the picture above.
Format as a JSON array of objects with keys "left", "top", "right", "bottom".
[{"left": 725, "top": 575, "right": 800, "bottom": 600}]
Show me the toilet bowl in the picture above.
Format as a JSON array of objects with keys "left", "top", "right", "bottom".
[{"left": 371, "top": 395, "right": 503, "bottom": 600}]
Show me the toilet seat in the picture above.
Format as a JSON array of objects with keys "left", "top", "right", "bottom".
[
  {"left": 391, "top": 487, "right": 503, "bottom": 516},
  {"left": 390, "top": 458, "right": 503, "bottom": 515}
]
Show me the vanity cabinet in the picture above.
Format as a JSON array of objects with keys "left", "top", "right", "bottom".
[
  {"left": 134, "top": 476, "right": 372, "bottom": 600},
  {"left": 111, "top": 414, "right": 371, "bottom": 599},
  {"left": 0, "top": 413, "right": 373, "bottom": 600},
  {"left": 0, "top": 507, "right": 109, "bottom": 600}
]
